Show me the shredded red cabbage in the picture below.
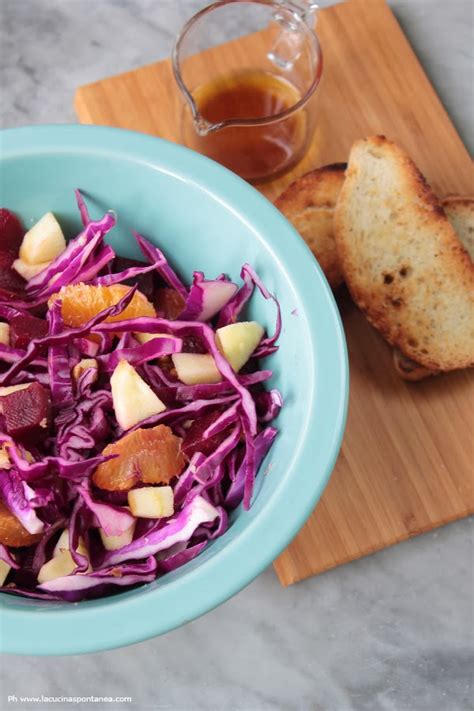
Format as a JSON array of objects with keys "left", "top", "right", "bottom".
[
  {"left": 179, "top": 271, "right": 238, "bottom": 321},
  {"left": 0, "top": 194, "right": 281, "bottom": 601}
]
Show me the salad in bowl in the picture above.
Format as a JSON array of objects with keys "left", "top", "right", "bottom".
[{"left": 0, "top": 193, "right": 281, "bottom": 602}]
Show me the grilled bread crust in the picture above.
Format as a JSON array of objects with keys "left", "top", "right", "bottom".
[{"left": 334, "top": 136, "right": 474, "bottom": 371}]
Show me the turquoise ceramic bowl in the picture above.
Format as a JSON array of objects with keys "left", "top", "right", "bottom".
[{"left": 0, "top": 125, "right": 348, "bottom": 655}]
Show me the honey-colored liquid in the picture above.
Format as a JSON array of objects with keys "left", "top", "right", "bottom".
[{"left": 186, "top": 70, "right": 307, "bottom": 183}]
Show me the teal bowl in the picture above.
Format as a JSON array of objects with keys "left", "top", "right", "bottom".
[{"left": 0, "top": 125, "right": 348, "bottom": 655}]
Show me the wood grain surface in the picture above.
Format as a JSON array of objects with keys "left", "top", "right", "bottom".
[{"left": 75, "top": 0, "right": 474, "bottom": 585}]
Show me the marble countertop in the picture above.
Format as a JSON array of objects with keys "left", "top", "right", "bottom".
[{"left": 1, "top": 1, "right": 472, "bottom": 710}]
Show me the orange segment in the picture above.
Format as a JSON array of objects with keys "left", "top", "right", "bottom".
[
  {"left": 93, "top": 425, "right": 186, "bottom": 492},
  {"left": 48, "top": 283, "right": 155, "bottom": 328},
  {"left": 0, "top": 502, "right": 42, "bottom": 548}
]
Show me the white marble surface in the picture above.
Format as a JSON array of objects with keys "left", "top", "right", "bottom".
[{"left": 1, "top": 1, "right": 473, "bottom": 710}]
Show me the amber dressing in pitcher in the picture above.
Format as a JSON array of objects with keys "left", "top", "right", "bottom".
[{"left": 185, "top": 70, "right": 307, "bottom": 183}]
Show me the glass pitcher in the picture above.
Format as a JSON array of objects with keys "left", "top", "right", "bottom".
[{"left": 172, "top": 0, "right": 323, "bottom": 184}]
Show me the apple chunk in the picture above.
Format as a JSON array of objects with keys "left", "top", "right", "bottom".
[
  {"left": 172, "top": 353, "right": 222, "bottom": 385},
  {"left": 53, "top": 529, "right": 70, "bottom": 558},
  {"left": 13, "top": 258, "right": 51, "bottom": 281},
  {"left": 0, "top": 559, "right": 12, "bottom": 586},
  {"left": 128, "top": 486, "right": 174, "bottom": 518},
  {"left": 99, "top": 519, "right": 136, "bottom": 551},
  {"left": 135, "top": 332, "right": 167, "bottom": 345},
  {"left": 38, "top": 550, "right": 78, "bottom": 584},
  {"left": 111, "top": 360, "right": 166, "bottom": 430},
  {"left": 39, "top": 533, "right": 91, "bottom": 583},
  {"left": 216, "top": 321, "right": 264, "bottom": 372},
  {"left": 19, "top": 212, "right": 66, "bottom": 265},
  {"left": 52, "top": 530, "right": 89, "bottom": 559},
  {"left": 0, "top": 323, "right": 10, "bottom": 346},
  {"left": 38, "top": 530, "right": 92, "bottom": 583},
  {"left": 0, "top": 446, "right": 11, "bottom": 470},
  {"left": 72, "top": 358, "right": 98, "bottom": 384}
]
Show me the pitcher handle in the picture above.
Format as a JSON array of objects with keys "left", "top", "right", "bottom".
[
  {"left": 284, "top": 1, "right": 319, "bottom": 28},
  {"left": 267, "top": 1, "right": 319, "bottom": 71}
]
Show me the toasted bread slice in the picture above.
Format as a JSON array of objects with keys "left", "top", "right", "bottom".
[
  {"left": 394, "top": 195, "right": 474, "bottom": 380},
  {"left": 392, "top": 349, "right": 437, "bottom": 381},
  {"left": 334, "top": 136, "right": 474, "bottom": 372},
  {"left": 275, "top": 164, "right": 346, "bottom": 288},
  {"left": 442, "top": 196, "right": 474, "bottom": 260}
]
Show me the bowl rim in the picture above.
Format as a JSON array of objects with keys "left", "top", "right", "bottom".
[{"left": 0, "top": 124, "right": 348, "bottom": 655}]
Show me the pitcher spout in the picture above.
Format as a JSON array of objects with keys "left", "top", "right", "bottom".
[
  {"left": 171, "top": 49, "right": 224, "bottom": 137},
  {"left": 193, "top": 114, "right": 224, "bottom": 137}
]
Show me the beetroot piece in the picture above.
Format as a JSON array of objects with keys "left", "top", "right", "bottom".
[
  {"left": 0, "top": 251, "right": 14, "bottom": 270},
  {"left": 0, "top": 287, "right": 24, "bottom": 301},
  {"left": 113, "top": 256, "right": 155, "bottom": 299},
  {"left": 182, "top": 409, "right": 230, "bottom": 459},
  {"left": 0, "top": 208, "right": 24, "bottom": 255},
  {"left": 182, "top": 335, "right": 207, "bottom": 354},
  {"left": 9, "top": 314, "right": 48, "bottom": 350},
  {"left": 153, "top": 288, "right": 185, "bottom": 320},
  {"left": 2, "top": 382, "right": 51, "bottom": 443},
  {"left": 0, "top": 250, "right": 26, "bottom": 298}
]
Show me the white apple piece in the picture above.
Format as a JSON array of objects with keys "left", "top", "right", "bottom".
[
  {"left": 135, "top": 332, "right": 167, "bottom": 345},
  {"left": 111, "top": 360, "right": 166, "bottom": 430},
  {"left": 72, "top": 358, "right": 98, "bottom": 384},
  {"left": 0, "top": 446, "right": 11, "bottom": 470},
  {"left": 128, "top": 486, "right": 174, "bottom": 518},
  {"left": 216, "top": 321, "right": 265, "bottom": 372},
  {"left": 38, "top": 551, "right": 79, "bottom": 584},
  {"left": 172, "top": 352, "right": 222, "bottom": 385},
  {"left": 0, "top": 444, "right": 33, "bottom": 468},
  {"left": 0, "top": 323, "right": 10, "bottom": 346},
  {"left": 99, "top": 519, "right": 136, "bottom": 551},
  {"left": 19, "top": 212, "right": 66, "bottom": 265},
  {"left": 39, "top": 532, "right": 91, "bottom": 583},
  {"left": 13, "top": 258, "right": 51, "bottom": 281},
  {"left": 52, "top": 529, "right": 70, "bottom": 558},
  {"left": 52, "top": 530, "right": 89, "bottom": 559},
  {"left": 0, "top": 559, "right": 12, "bottom": 586}
]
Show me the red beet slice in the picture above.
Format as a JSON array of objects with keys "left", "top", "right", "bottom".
[
  {"left": 0, "top": 288, "right": 22, "bottom": 301},
  {"left": 182, "top": 408, "right": 230, "bottom": 459},
  {"left": 113, "top": 256, "right": 155, "bottom": 299},
  {"left": 0, "top": 251, "right": 14, "bottom": 270},
  {"left": 182, "top": 335, "right": 207, "bottom": 354},
  {"left": 2, "top": 382, "right": 51, "bottom": 444},
  {"left": 0, "top": 209, "right": 24, "bottom": 255},
  {"left": 0, "top": 250, "right": 26, "bottom": 298},
  {"left": 9, "top": 314, "right": 48, "bottom": 351},
  {"left": 154, "top": 288, "right": 185, "bottom": 320}
]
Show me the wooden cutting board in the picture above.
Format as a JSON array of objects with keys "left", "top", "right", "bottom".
[{"left": 75, "top": 0, "right": 474, "bottom": 585}]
